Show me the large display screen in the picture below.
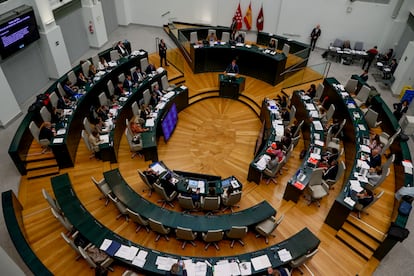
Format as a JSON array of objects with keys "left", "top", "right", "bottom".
[
  {"left": 161, "top": 103, "right": 178, "bottom": 142},
  {"left": 0, "top": 6, "right": 40, "bottom": 60}
]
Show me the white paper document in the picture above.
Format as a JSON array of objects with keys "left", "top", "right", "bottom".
[
  {"left": 114, "top": 245, "right": 139, "bottom": 261},
  {"left": 306, "top": 103, "right": 316, "bottom": 111},
  {"left": 99, "top": 239, "right": 112, "bottom": 251},
  {"left": 145, "top": 118, "right": 155, "bottom": 127},
  {"left": 100, "top": 134, "right": 109, "bottom": 144},
  {"left": 150, "top": 163, "right": 167, "bottom": 174},
  {"left": 278, "top": 248, "right": 293, "bottom": 262},
  {"left": 312, "top": 121, "right": 323, "bottom": 131},
  {"left": 255, "top": 155, "right": 271, "bottom": 170},
  {"left": 156, "top": 256, "right": 178, "bottom": 271},
  {"left": 251, "top": 254, "right": 271, "bottom": 271},
  {"left": 53, "top": 138, "right": 63, "bottom": 144},
  {"left": 239, "top": 262, "right": 252, "bottom": 276},
  {"left": 344, "top": 196, "right": 356, "bottom": 207},
  {"left": 360, "top": 145, "right": 371, "bottom": 153},
  {"left": 57, "top": 129, "right": 66, "bottom": 135},
  {"left": 314, "top": 140, "right": 324, "bottom": 147}
]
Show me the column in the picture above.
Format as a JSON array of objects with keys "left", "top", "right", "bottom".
[
  {"left": 391, "top": 41, "right": 414, "bottom": 96},
  {"left": 29, "top": 0, "right": 71, "bottom": 79},
  {"left": 0, "top": 67, "right": 21, "bottom": 127},
  {"left": 114, "top": 0, "right": 132, "bottom": 26},
  {"left": 81, "top": 0, "right": 108, "bottom": 48}
]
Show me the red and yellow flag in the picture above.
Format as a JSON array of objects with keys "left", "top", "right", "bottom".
[{"left": 244, "top": 2, "right": 252, "bottom": 30}]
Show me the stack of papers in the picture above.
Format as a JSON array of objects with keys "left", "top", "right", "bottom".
[
  {"left": 63, "top": 109, "right": 73, "bottom": 116},
  {"left": 251, "top": 254, "right": 271, "bottom": 271},
  {"left": 231, "top": 180, "right": 240, "bottom": 189},
  {"left": 53, "top": 137, "right": 64, "bottom": 144},
  {"left": 99, "top": 239, "right": 121, "bottom": 256},
  {"left": 180, "top": 85, "right": 187, "bottom": 90},
  {"left": 350, "top": 180, "right": 363, "bottom": 192},
  {"left": 306, "top": 103, "right": 316, "bottom": 111},
  {"left": 278, "top": 249, "right": 293, "bottom": 262},
  {"left": 310, "top": 153, "right": 321, "bottom": 160},
  {"left": 402, "top": 160, "right": 413, "bottom": 174},
  {"left": 115, "top": 245, "right": 139, "bottom": 261},
  {"left": 183, "top": 260, "right": 207, "bottom": 276},
  {"left": 347, "top": 102, "right": 356, "bottom": 109},
  {"left": 163, "top": 91, "right": 175, "bottom": 99},
  {"left": 132, "top": 250, "right": 148, "bottom": 267},
  {"left": 314, "top": 140, "right": 324, "bottom": 147},
  {"left": 155, "top": 256, "right": 178, "bottom": 271},
  {"left": 360, "top": 145, "right": 371, "bottom": 153},
  {"left": 57, "top": 129, "right": 66, "bottom": 135},
  {"left": 358, "top": 124, "right": 366, "bottom": 131},
  {"left": 312, "top": 121, "right": 323, "bottom": 131},
  {"left": 239, "top": 262, "right": 252, "bottom": 276},
  {"left": 255, "top": 155, "right": 271, "bottom": 170},
  {"left": 213, "top": 260, "right": 241, "bottom": 276},
  {"left": 145, "top": 118, "right": 155, "bottom": 127},
  {"left": 344, "top": 196, "right": 356, "bottom": 207},
  {"left": 108, "top": 61, "right": 117, "bottom": 67}
]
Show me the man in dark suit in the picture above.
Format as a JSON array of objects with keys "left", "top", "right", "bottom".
[
  {"left": 310, "top": 24, "right": 321, "bottom": 51},
  {"left": 132, "top": 68, "right": 146, "bottom": 83},
  {"left": 393, "top": 100, "right": 409, "bottom": 121},
  {"left": 145, "top": 63, "right": 157, "bottom": 75},
  {"left": 122, "top": 74, "right": 135, "bottom": 92},
  {"left": 323, "top": 160, "right": 338, "bottom": 180},
  {"left": 158, "top": 39, "right": 168, "bottom": 67},
  {"left": 116, "top": 41, "right": 129, "bottom": 57},
  {"left": 225, "top": 59, "right": 239, "bottom": 74}
]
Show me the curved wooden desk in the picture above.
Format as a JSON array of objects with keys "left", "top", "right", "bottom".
[
  {"left": 51, "top": 173, "right": 320, "bottom": 275},
  {"left": 103, "top": 168, "right": 273, "bottom": 233},
  {"left": 322, "top": 78, "right": 370, "bottom": 230},
  {"left": 283, "top": 91, "right": 325, "bottom": 203}
]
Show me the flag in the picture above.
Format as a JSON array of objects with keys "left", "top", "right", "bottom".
[
  {"left": 244, "top": 2, "right": 252, "bottom": 30},
  {"left": 234, "top": 3, "right": 243, "bottom": 30},
  {"left": 256, "top": 4, "right": 264, "bottom": 31}
]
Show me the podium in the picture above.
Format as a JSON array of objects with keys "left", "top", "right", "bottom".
[{"left": 219, "top": 74, "right": 245, "bottom": 99}]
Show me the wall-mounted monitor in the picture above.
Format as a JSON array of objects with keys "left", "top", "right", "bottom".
[
  {"left": 161, "top": 103, "right": 178, "bottom": 142},
  {"left": 0, "top": 5, "right": 40, "bottom": 60}
]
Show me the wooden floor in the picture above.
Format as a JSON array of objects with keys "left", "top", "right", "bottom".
[{"left": 17, "top": 53, "right": 395, "bottom": 275}]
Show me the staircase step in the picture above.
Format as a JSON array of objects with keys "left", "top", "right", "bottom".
[
  {"left": 27, "top": 166, "right": 59, "bottom": 180},
  {"left": 347, "top": 215, "right": 385, "bottom": 242},
  {"left": 336, "top": 229, "right": 373, "bottom": 260},
  {"left": 25, "top": 151, "right": 55, "bottom": 163},
  {"left": 342, "top": 222, "right": 380, "bottom": 251},
  {"left": 189, "top": 91, "right": 219, "bottom": 104},
  {"left": 26, "top": 159, "right": 58, "bottom": 171}
]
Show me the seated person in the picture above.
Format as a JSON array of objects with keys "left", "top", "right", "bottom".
[
  {"left": 268, "top": 39, "right": 277, "bottom": 51},
  {"left": 279, "top": 96, "right": 288, "bottom": 109},
  {"left": 222, "top": 185, "right": 234, "bottom": 200},
  {"left": 88, "top": 64, "right": 97, "bottom": 79},
  {"left": 224, "top": 59, "right": 239, "bottom": 75},
  {"left": 98, "top": 56, "right": 109, "bottom": 71},
  {"left": 369, "top": 148, "right": 382, "bottom": 168},
  {"left": 369, "top": 133, "right": 382, "bottom": 151},
  {"left": 160, "top": 173, "right": 176, "bottom": 197},
  {"left": 383, "top": 58, "right": 398, "bottom": 79},
  {"left": 206, "top": 32, "right": 217, "bottom": 43},
  {"left": 139, "top": 103, "right": 152, "bottom": 120},
  {"left": 96, "top": 105, "right": 109, "bottom": 122},
  {"left": 266, "top": 155, "right": 280, "bottom": 172},
  {"left": 132, "top": 68, "right": 146, "bottom": 83},
  {"left": 266, "top": 142, "right": 285, "bottom": 162},
  {"left": 190, "top": 188, "right": 201, "bottom": 208},
  {"left": 123, "top": 74, "right": 135, "bottom": 92},
  {"left": 149, "top": 91, "right": 159, "bottom": 107},
  {"left": 39, "top": 122, "right": 56, "bottom": 142},
  {"left": 152, "top": 83, "right": 164, "bottom": 98},
  {"left": 57, "top": 95, "right": 72, "bottom": 110},
  {"left": 114, "top": 81, "right": 125, "bottom": 97},
  {"left": 305, "top": 84, "right": 317, "bottom": 98},
  {"left": 322, "top": 159, "right": 338, "bottom": 180},
  {"left": 143, "top": 168, "right": 158, "bottom": 185},
  {"left": 145, "top": 63, "right": 157, "bottom": 75},
  {"left": 77, "top": 72, "right": 89, "bottom": 87},
  {"left": 367, "top": 166, "right": 383, "bottom": 186},
  {"left": 355, "top": 189, "right": 374, "bottom": 207},
  {"left": 321, "top": 148, "right": 339, "bottom": 165},
  {"left": 116, "top": 41, "right": 129, "bottom": 57},
  {"left": 288, "top": 120, "right": 299, "bottom": 137},
  {"left": 393, "top": 100, "right": 409, "bottom": 121},
  {"left": 281, "top": 108, "right": 290, "bottom": 122},
  {"left": 63, "top": 81, "right": 79, "bottom": 99},
  {"left": 88, "top": 129, "right": 102, "bottom": 159},
  {"left": 281, "top": 132, "right": 292, "bottom": 149},
  {"left": 130, "top": 116, "right": 149, "bottom": 134},
  {"left": 359, "top": 70, "right": 369, "bottom": 82},
  {"left": 319, "top": 107, "right": 328, "bottom": 125},
  {"left": 267, "top": 267, "right": 289, "bottom": 276},
  {"left": 326, "top": 118, "right": 340, "bottom": 135},
  {"left": 235, "top": 33, "right": 245, "bottom": 43}
]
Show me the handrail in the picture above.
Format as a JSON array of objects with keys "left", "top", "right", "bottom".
[{"left": 280, "top": 58, "right": 310, "bottom": 76}]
